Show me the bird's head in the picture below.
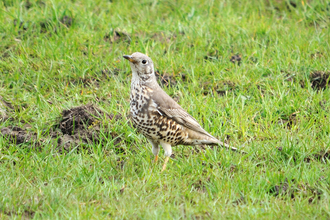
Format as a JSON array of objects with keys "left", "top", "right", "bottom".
[{"left": 123, "top": 52, "right": 156, "bottom": 83}]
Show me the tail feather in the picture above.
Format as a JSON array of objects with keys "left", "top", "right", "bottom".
[
  {"left": 217, "top": 140, "right": 242, "bottom": 153},
  {"left": 202, "top": 138, "right": 246, "bottom": 154},
  {"left": 186, "top": 129, "right": 246, "bottom": 154}
]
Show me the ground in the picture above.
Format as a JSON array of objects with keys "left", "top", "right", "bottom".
[{"left": 0, "top": 0, "right": 330, "bottom": 219}]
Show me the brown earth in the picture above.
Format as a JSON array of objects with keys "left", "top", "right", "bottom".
[{"left": 0, "top": 104, "right": 124, "bottom": 153}]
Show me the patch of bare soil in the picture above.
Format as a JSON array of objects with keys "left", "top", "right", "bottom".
[
  {"left": 0, "top": 104, "right": 124, "bottom": 153},
  {"left": 155, "top": 71, "right": 187, "bottom": 87},
  {"left": 310, "top": 52, "right": 323, "bottom": 59},
  {"left": 312, "top": 150, "right": 330, "bottom": 161},
  {"left": 0, "top": 46, "right": 12, "bottom": 60},
  {"left": 59, "top": 15, "right": 73, "bottom": 28},
  {"left": 268, "top": 178, "right": 322, "bottom": 202},
  {"left": 0, "top": 126, "right": 36, "bottom": 145},
  {"left": 69, "top": 68, "right": 122, "bottom": 88},
  {"left": 269, "top": 178, "right": 294, "bottom": 198},
  {"left": 3, "top": 209, "right": 35, "bottom": 219},
  {"left": 276, "top": 112, "right": 298, "bottom": 129},
  {"left": 99, "top": 68, "right": 121, "bottom": 77},
  {"left": 24, "top": 0, "right": 45, "bottom": 9},
  {"left": 203, "top": 50, "right": 243, "bottom": 64},
  {"left": 71, "top": 76, "right": 101, "bottom": 88},
  {"left": 265, "top": 0, "right": 300, "bottom": 12},
  {"left": 230, "top": 54, "right": 242, "bottom": 65},
  {"left": 232, "top": 196, "right": 245, "bottom": 206},
  {"left": 309, "top": 71, "right": 330, "bottom": 90},
  {"left": 305, "top": 150, "right": 330, "bottom": 163},
  {"left": 284, "top": 70, "right": 330, "bottom": 90},
  {"left": 192, "top": 177, "right": 210, "bottom": 193},
  {"left": 14, "top": 15, "right": 74, "bottom": 39},
  {"left": 104, "top": 30, "right": 131, "bottom": 44},
  {"left": 201, "top": 80, "right": 236, "bottom": 96}
]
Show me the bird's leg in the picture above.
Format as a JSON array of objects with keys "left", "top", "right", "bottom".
[
  {"left": 149, "top": 139, "right": 160, "bottom": 164},
  {"left": 161, "top": 156, "right": 170, "bottom": 172},
  {"left": 160, "top": 142, "right": 172, "bottom": 172}
]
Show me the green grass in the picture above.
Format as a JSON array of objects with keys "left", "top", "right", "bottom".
[{"left": 1, "top": 0, "right": 330, "bottom": 218}]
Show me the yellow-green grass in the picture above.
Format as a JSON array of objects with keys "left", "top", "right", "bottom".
[{"left": 0, "top": 0, "right": 330, "bottom": 218}]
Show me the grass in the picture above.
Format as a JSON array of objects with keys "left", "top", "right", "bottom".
[{"left": 1, "top": 0, "right": 330, "bottom": 218}]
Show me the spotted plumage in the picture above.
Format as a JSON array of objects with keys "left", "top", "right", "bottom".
[{"left": 123, "top": 52, "right": 241, "bottom": 171}]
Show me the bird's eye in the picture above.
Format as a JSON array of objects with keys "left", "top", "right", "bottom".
[{"left": 142, "top": 60, "right": 147, "bottom": 64}]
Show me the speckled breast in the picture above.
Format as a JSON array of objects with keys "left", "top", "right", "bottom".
[{"left": 129, "top": 85, "right": 187, "bottom": 146}]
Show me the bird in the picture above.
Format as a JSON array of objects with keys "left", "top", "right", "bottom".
[{"left": 123, "top": 52, "right": 243, "bottom": 171}]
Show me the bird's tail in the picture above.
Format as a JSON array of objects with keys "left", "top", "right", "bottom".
[
  {"left": 202, "top": 138, "right": 246, "bottom": 154},
  {"left": 216, "top": 140, "right": 246, "bottom": 154}
]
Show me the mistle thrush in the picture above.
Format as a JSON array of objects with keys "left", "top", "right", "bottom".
[{"left": 123, "top": 52, "right": 242, "bottom": 171}]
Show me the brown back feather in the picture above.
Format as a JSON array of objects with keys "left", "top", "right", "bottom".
[{"left": 150, "top": 86, "right": 215, "bottom": 139}]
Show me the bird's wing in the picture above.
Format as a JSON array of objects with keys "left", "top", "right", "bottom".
[
  {"left": 149, "top": 86, "right": 243, "bottom": 153},
  {"left": 151, "top": 87, "right": 213, "bottom": 138}
]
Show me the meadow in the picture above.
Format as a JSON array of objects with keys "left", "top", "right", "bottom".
[{"left": 0, "top": 0, "right": 330, "bottom": 218}]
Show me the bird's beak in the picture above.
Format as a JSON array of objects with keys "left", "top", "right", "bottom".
[{"left": 123, "top": 55, "right": 136, "bottom": 63}]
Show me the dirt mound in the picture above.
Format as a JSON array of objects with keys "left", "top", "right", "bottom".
[
  {"left": 0, "top": 126, "right": 36, "bottom": 145},
  {"left": 59, "top": 105, "right": 111, "bottom": 135},
  {"left": 310, "top": 71, "right": 330, "bottom": 90},
  {"left": 55, "top": 104, "right": 122, "bottom": 152},
  {"left": 0, "top": 104, "right": 124, "bottom": 152}
]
